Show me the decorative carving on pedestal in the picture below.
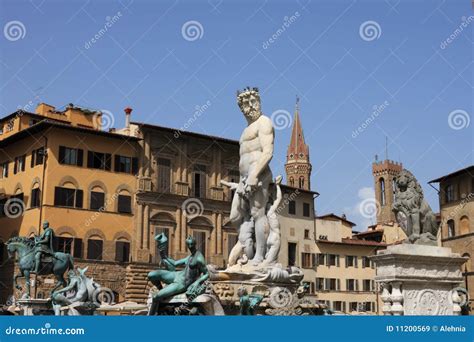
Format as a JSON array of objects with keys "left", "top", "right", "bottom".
[{"left": 371, "top": 244, "right": 468, "bottom": 316}]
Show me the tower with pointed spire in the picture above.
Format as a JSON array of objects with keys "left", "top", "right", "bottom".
[{"left": 285, "top": 96, "right": 312, "bottom": 190}]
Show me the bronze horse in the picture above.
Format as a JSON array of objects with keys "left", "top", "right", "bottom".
[{"left": 5, "top": 237, "right": 74, "bottom": 298}]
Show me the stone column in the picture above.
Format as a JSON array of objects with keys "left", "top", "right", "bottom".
[
  {"left": 143, "top": 204, "right": 150, "bottom": 256},
  {"left": 216, "top": 212, "right": 222, "bottom": 255},
  {"left": 390, "top": 282, "right": 403, "bottom": 315},
  {"left": 380, "top": 284, "right": 392, "bottom": 315},
  {"left": 174, "top": 207, "right": 181, "bottom": 254},
  {"left": 144, "top": 134, "right": 151, "bottom": 178},
  {"left": 181, "top": 210, "right": 187, "bottom": 252}
]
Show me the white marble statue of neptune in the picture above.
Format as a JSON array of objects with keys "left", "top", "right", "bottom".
[{"left": 224, "top": 87, "right": 274, "bottom": 265}]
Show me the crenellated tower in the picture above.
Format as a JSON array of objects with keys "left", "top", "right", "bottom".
[
  {"left": 285, "top": 97, "right": 312, "bottom": 190},
  {"left": 372, "top": 157, "right": 403, "bottom": 224}
]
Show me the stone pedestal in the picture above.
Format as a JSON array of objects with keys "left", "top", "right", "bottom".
[
  {"left": 371, "top": 244, "right": 467, "bottom": 316},
  {"left": 17, "top": 298, "right": 52, "bottom": 316}
]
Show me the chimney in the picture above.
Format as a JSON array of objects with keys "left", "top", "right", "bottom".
[{"left": 124, "top": 107, "right": 132, "bottom": 129}]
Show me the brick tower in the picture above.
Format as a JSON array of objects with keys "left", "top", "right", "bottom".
[
  {"left": 285, "top": 97, "right": 312, "bottom": 190},
  {"left": 372, "top": 157, "right": 403, "bottom": 224}
]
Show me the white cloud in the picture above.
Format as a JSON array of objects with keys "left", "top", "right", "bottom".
[{"left": 344, "top": 186, "right": 377, "bottom": 231}]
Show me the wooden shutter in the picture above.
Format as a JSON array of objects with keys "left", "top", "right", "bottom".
[
  {"left": 75, "top": 189, "right": 83, "bottom": 208},
  {"left": 105, "top": 154, "right": 112, "bottom": 171},
  {"left": 77, "top": 149, "right": 83, "bottom": 166},
  {"left": 37, "top": 147, "right": 44, "bottom": 165},
  {"left": 115, "top": 241, "right": 124, "bottom": 262},
  {"left": 114, "top": 155, "right": 120, "bottom": 172},
  {"left": 59, "top": 146, "right": 66, "bottom": 164},
  {"left": 354, "top": 256, "right": 358, "bottom": 268},
  {"left": 54, "top": 187, "right": 61, "bottom": 206},
  {"left": 87, "top": 151, "right": 93, "bottom": 168},
  {"left": 30, "top": 150, "right": 35, "bottom": 168},
  {"left": 73, "top": 238, "right": 83, "bottom": 258},
  {"left": 132, "top": 157, "right": 138, "bottom": 175}
]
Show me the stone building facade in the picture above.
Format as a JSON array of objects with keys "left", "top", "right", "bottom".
[
  {"left": 278, "top": 104, "right": 386, "bottom": 314},
  {"left": 429, "top": 165, "right": 474, "bottom": 309},
  {"left": 0, "top": 103, "right": 140, "bottom": 303}
]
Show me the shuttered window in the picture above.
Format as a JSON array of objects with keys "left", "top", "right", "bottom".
[
  {"left": 193, "top": 231, "right": 206, "bottom": 258},
  {"left": 114, "top": 155, "right": 137, "bottom": 174},
  {"left": 87, "top": 239, "right": 103, "bottom": 260},
  {"left": 90, "top": 191, "right": 105, "bottom": 210},
  {"left": 54, "top": 187, "right": 83, "bottom": 208},
  {"left": 59, "top": 146, "right": 83, "bottom": 166},
  {"left": 117, "top": 195, "right": 132, "bottom": 213},
  {"left": 157, "top": 158, "right": 171, "bottom": 193},
  {"left": 87, "top": 151, "right": 111, "bottom": 171},
  {"left": 115, "top": 241, "right": 130, "bottom": 262},
  {"left": 192, "top": 164, "right": 207, "bottom": 198}
]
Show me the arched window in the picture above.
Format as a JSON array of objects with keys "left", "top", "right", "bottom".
[
  {"left": 151, "top": 212, "right": 176, "bottom": 263},
  {"left": 447, "top": 219, "right": 455, "bottom": 238},
  {"left": 30, "top": 182, "right": 41, "bottom": 208},
  {"left": 117, "top": 189, "right": 132, "bottom": 214},
  {"left": 188, "top": 216, "right": 213, "bottom": 260},
  {"left": 462, "top": 253, "right": 471, "bottom": 273},
  {"left": 299, "top": 177, "right": 305, "bottom": 189},
  {"left": 115, "top": 238, "right": 130, "bottom": 263},
  {"left": 90, "top": 186, "right": 105, "bottom": 211},
  {"left": 289, "top": 177, "right": 294, "bottom": 187},
  {"left": 460, "top": 216, "right": 470, "bottom": 236},
  {"left": 87, "top": 236, "right": 103, "bottom": 260},
  {"left": 56, "top": 233, "right": 83, "bottom": 258},
  {"left": 379, "top": 178, "right": 386, "bottom": 206},
  {"left": 54, "top": 181, "right": 83, "bottom": 208}
]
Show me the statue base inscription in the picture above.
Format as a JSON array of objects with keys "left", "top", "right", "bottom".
[{"left": 371, "top": 244, "right": 468, "bottom": 316}]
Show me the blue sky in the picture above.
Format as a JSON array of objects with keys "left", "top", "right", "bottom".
[{"left": 0, "top": 0, "right": 472, "bottom": 229}]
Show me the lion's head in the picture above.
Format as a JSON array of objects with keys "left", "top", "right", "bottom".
[{"left": 394, "top": 169, "right": 424, "bottom": 204}]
